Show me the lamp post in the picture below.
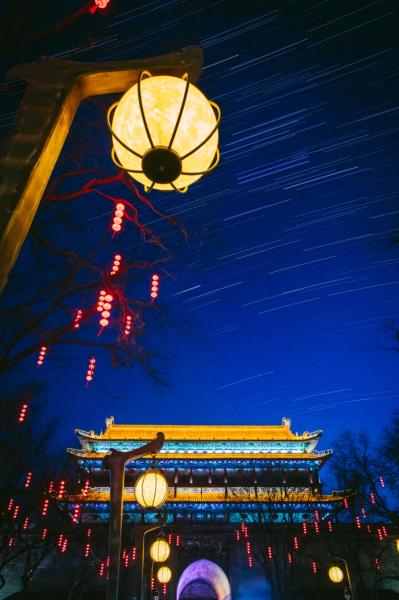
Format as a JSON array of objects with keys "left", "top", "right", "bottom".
[
  {"left": 103, "top": 431, "right": 165, "bottom": 600},
  {"left": 328, "top": 556, "right": 356, "bottom": 600}
]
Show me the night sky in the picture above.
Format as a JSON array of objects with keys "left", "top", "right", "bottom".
[{"left": 1, "top": 0, "right": 399, "bottom": 454}]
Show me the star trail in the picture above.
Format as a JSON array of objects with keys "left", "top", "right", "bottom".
[{"left": 1, "top": 0, "right": 398, "bottom": 450}]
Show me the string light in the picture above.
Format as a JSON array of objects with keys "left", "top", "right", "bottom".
[
  {"left": 132, "top": 546, "right": 137, "bottom": 560},
  {"left": 370, "top": 492, "right": 376, "bottom": 505},
  {"left": 8, "top": 499, "right": 14, "bottom": 511},
  {"left": 41, "top": 528, "right": 48, "bottom": 540},
  {"left": 48, "top": 481, "right": 54, "bottom": 494},
  {"left": 99, "top": 562, "right": 105, "bottom": 577},
  {"left": 293, "top": 537, "right": 299, "bottom": 551},
  {"left": 267, "top": 546, "right": 273, "bottom": 560},
  {"left": 82, "top": 480, "right": 90, "bottom": 497},
  {"left": 302, "top": 522, "right": 308, "bottom": 535},
  {"left": 235, "top": 530, "right": 240, "bottom": 541},
  {"left": 377, "top": 527, "right": 383, "bottom": 541},
  {"left": 13, "top": 505, "right": 19, "bottom": 520},
  {"left": 61, "top": 538, "right": 68, "bottom": 553},
  {"left": 379, "top": 475, "right": 385, "bottom": 488},
  {"left": 84, "top": 543, "right": 91, "bottom": 559},
  {"left": 87, "top": 528, "right": 92, "bottom": 539},
  {"left": 124, "top": 313, "right": 133, "bottom": 336},
  {"left": 72, "top": 504, "right": 81, "bottom": 524},
  {"left": 150, "top": 274, "right": 159, "bottom": 301},
  {"left": 41, "top": 499, "right": 49, "bottom": 517},
  {"left": 111, "top": 203, "right": 125, "bottom": 233},
  {"left": 8, "top": 537, "right": 14, "bottom": 549},
  {"left": 18, "top": 403, "right": 28, "bottom": 423},
  {"left": 287, "top": 552, "right": 292, "bottom": 564},
  {"left": 162, "top": 583, "right": 167, "bottom": 596},
  {"left": 150, "top": 577, "right": 155, "bottom": 591},
  {"left": 374, "top": 557, "right": 381, "bottom": 571},
  {"left": 73, "top": 309, "right": 83, "bottom": 329},
  {"left": 85, "top": 357, "right": 96, "bottom": 385},
  {"left": 36, "top": 345, "right": 47, "bottom": 367},
  {"left": 57, "top": 480, "right": 66, "bottom": 499},
  {"left": 327, "top": 520, "right": 333, "bottom": 533},
  {"left": 24, "top": 472, "right": 32, "bottom": 489},
  {"left": 355, "top": 516, "right": 361, "bottom": 529},
  {"left": 382, "top": 525, "right": 388, "bottom": 537},
  {"left": 110, "top": 254, "right": 122, "bottom": 276},
  {"left": 343, "top": 497, "right": 349, "bottom": 509},
  {"left": 58, "top": 534, "right": 64, "bottom": 548},
  {"left": 361, "top": 507, "right": 367, "bottom": 518},
  {"left": 314, "top": 520, "right": 320, "bottom": 534},
  {"left": 23, "top": 517, "right": 30, "bottom": 530},
  {"left": 312, "top": 561, "right": 317, "bottom": 574}
]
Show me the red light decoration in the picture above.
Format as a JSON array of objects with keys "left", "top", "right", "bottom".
[
  {"left": 367, "top": 524, "right": 372, "bottom": 534},
  {"left": 162, "top": 583, "right": 167, "bottom": 596},
  {"left": 61, "top": 537, "right": 68, "bottom": 553},
  {"left": 248, "top": 555, "right": 253, "bottom": 568},
  {"left": 8, "top": 498, "right": 14, "bottom": 511},
  {"left": 132, "top": 546, "right": 137, "bottom": 560},
  {"left": 18, "top": 403, "right": 28, "bottom": 423},
  {"left": 382, "top": 525, "right": 388, "bottom": 537},
  {"left": 89, "top": 0, "right": 111, "bottom": 13},
  {"left": 87, "top": 528, "right": 92, "bottom": 539},
  {"left": 374, "top": 557, "right": 381, "bottom": 571},
  {"left": 314, "top": 510, "right": 320, "bottom": 521},
  {"left": 123, "top": 313, "right": 133, "bottom": 336},
  {"left": 72, "top": 504, "right": 81, "bottom": 524},
  {"left": 41, "top": 528, "right": 48, "bottom": 540},
  {"left": 312, "top": 561, "right": 317, "bottom": 574},
  {"left": 41, "top": 499, "right": 49, "bottom": 517},
  {"left": 377, "top": 527, "right": 383, "bottom": 541},
  {"left": 246, "top": 541, "right": 251, "bottom": 555},
  {"left": 361, "top": 507, "right": 367, "bottom": 518},
  {"left": 314, "top": 521, "right": 320, "bottom": 534},
  {"left": 36, "top": 345, "right": 47, "bottom": 367},
  {"left": 379, "top": 475, "right": 385, "bottom": 488},
  {"left": 85, "top": 357, "right": 96, "bottom": 385},
  {"left": 167, "top": 533, "right": 172, "bottom": 544},
  {"left": 99, "top": 562, "right": 105, "bottom": 577},
  {"left": 150, "top": 274, "right": 159, "bottom": 301},
  {"left": 355, "top": 516, "right": 361, "bottom": 529},
  {"left": 343, "top": 497, "right": 349, "bottom": 509},
  {"left": 302, "top": 522, "right": 308, "bottom": 535},
  {"left": 58, "top": 534, "right": 64, "bottom": 548},
  {"left": 110, "top": 254, "right": 122, "bottom": 276},
  {"left": 151, "top": 577, "right": 155, "bottom": 591},
  {"left": 370, "top": 492, "right": 376, "bottom": 505},
  {"left": 327, "top": 520, "right": 333, "bottom": 533},
  {"left": 235, "top": 530, "right": 240, "bottom": 541},
  {"left": 176, "top": 534, "right": 180, "bottom": 547},
  {"left": 8, "top": 537, "right": 14, "bottom": 549},
  {"left": 73, "top": 309, "right": 83, "bottom": 329},
  {"left": 23, "top": 517, "right": 30, "bottom": 530},
  {"left": 13, "top": 505, "right": 19, "bottom": 520},
  {"left": 287, "top": 552, "right": 292, "bottom": 564},
  {"left": 24, "top": 472, "right": 32, "bottom": 489},
  {"left": 267, "top": 546, "right": 273, "bottom": 560},
  {"left": 82, "top": 479, "right": 90, "bottom": 497},
  {"left": 84, "top": 543, "right": 91, "bottom": 559},
  {"left": 57, "top": 480, "right": 66, "bottom": 499},
  {"left": 111, "top": 202, "right": 125, "bottom": 233},
  {"left": 48, "top": 481, "right": 54, "bottom": 494}
]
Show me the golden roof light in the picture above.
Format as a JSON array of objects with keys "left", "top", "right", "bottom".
[{"left": 108, "top": 72, "right": 220, "bottom": 193}]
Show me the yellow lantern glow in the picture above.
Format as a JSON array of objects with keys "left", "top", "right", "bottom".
[
  {"left": 150, "top": 538, "right": 170, "bottom": 563},
  {"left": 396, "top": 539, "right": 399, "bottom": 553},
  {"left": 108, "top": 71, "right": 220, "bottom": 193},
  {"left": 134, "top": 469, "right": 168, "bottom": 509},
  {"left": 157, "top": 566, "right": 172, "bottom": 583},
  {"left": 328, "top": 565, "right": 344, "bottom": 583}
]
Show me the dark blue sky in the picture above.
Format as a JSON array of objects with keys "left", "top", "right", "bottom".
[{"left": 1, "top": 0, "right": 399, "bottom": 452}]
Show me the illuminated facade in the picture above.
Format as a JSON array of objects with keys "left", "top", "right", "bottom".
[{"left": 65, "top": 416, "right": 344, "bottom": 524}]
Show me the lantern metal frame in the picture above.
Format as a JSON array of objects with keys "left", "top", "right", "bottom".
[{"left": 107, "top": 70, "right": 221, "bottom": 193}]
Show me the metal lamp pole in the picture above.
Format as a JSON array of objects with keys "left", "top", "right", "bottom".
[
  {"left": 333, "top": 555, "right": 356, "bottom": 600},
  {"left": 103, "top": 432, "right": 165, "bottom": 600}
]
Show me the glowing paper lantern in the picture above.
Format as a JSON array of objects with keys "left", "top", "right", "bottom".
[
  {"left": 328, "top": 565, "right": 344, "bottom": 583},
  {"left": 108, "top": 72, "right": 220, "bottom": 193},
  {"left": 150, "top": 538, "right": 170, "bottom": 563},
  {"left": 157, "top": 566, "right": 172, "bottom": 583},
  {"left": 135, "top": 469, "right": 168, "bottom": 508}
]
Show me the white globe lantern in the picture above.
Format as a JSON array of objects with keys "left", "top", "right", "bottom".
[
  {"left": 150, "top": 538, "right": 170, "bottom": 563},
  {"left": 108, "top": 71, "right": 220, "bottom": 193},
  {"left": 157, "top": 565, "right": 172, "bottom": 583},
  {"left": 134, "top": 469, "right": 168, "bottom": 509},
  {"left": 328, "top": 565, "right": 344, "bottom": 583}
]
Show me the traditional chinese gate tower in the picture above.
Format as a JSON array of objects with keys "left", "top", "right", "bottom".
[{"left": 65, "top": 417, "right": 344, "bottom": 598}]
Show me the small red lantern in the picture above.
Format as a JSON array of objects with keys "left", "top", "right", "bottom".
[
  {"left": 85, "top": 357, "right": 96, "bottom": 385},
  {"left": 36, "top": 345, "right": 47, "bottom": 367},
  {"left": 150, "top": 274, "right": 159, "bottom": 301},
  {"left": 18, "top": 403, "right": 28, "bottom": 423}
]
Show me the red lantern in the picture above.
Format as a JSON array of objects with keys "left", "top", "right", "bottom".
[
  {"left": 85, "top": 357, "right": 96, "bottom": 386},
  {"left": 111, "top": 203, "right": 125, "bottom": 233},
  {"left": 36, "top": 345, "right": 47, "bottom": 367},
  {"left": 110, "top": 254, "right": 122, "bottom": 276},
  {"left": 150, "top": 274, "right": 159, "bottom": 301},
  {"left": 18, "top": 403, "right": 28, "bottom": 423},
  {"left": 24, "top": 472, "right": 32, "bottom": 489},
  {"left": 73, "top": 309, "right": 83, "bottom": 329}
]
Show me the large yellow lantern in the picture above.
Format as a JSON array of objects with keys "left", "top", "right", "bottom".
[
  {"left": 108, "top": 71, "right": 220, "bottom": 193},
  {"left": 328, "top": 565, "right": 344, "bottom": 583},
  {"left": 157, "top": 566, "right": 172, "bottom": 583},
  {"left": 150, "top": 538, "right": 170, "bottom": 563},
  {"left": 134, "top": 469, "right": 168, "bottom": 509}
]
